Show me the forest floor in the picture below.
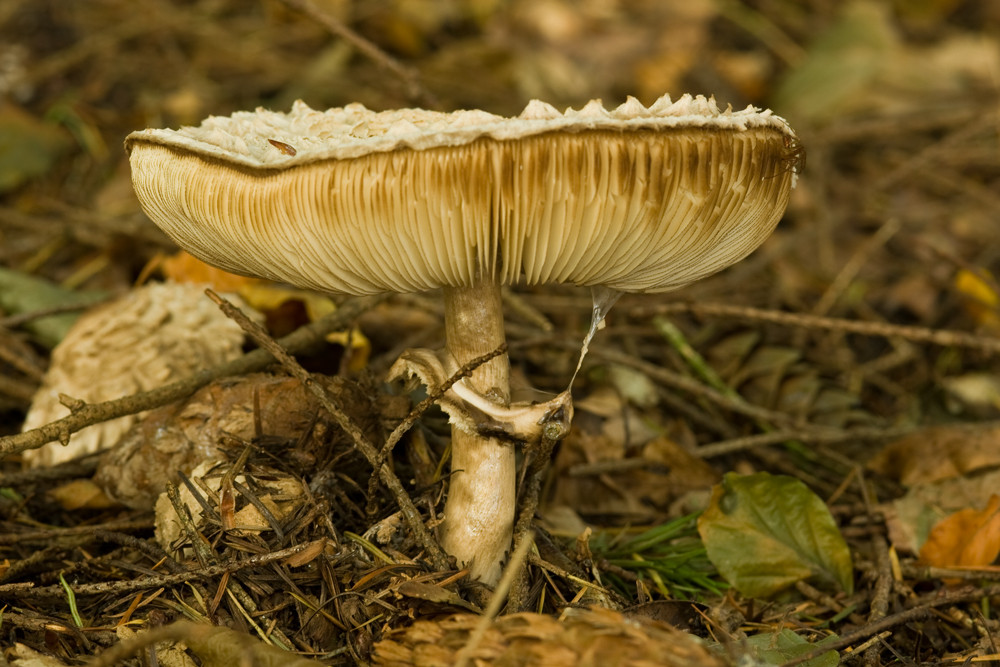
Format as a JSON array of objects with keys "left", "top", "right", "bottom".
[{"left": 1, "top": 1, "right": 1000, "bottom": 665}]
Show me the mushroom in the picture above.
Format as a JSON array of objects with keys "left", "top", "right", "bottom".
[
  {"left": 125, "top": 94, "right": 799, "bottom": 584},
  {"left": 21, "top": 282, "right": 253, "bottom": 467}
]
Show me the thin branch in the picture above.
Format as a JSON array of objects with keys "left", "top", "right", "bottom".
[
  {"left": 206, "top": 291, "right": 450, "bottom": 571},
  {"left": 631, "top": 301, "right": 1000, "bottom": 355},
  {"left": 693, "top": 423, "right": 929, "bottom": 458},
  {"left": 367, "top": 343, "right": 508, "bottom": 512},
  {"left": 454, "top": 532, "right": 534, "bottom": 667},
  {"left": 780, "top": 583, "right": 1000, "bottom": 667},
  {"left": 279, "top": 0, "right": 438, "bottom": 109},
  {"left": 0, "top": 517, "right": 153, "bottom": 546},
  {"left": 1, "top": 540, "right": 323, "bottom": 601},
  {"left": 507, "top": 428, "right": 563, "bottom": 612},
  {"left": 0, "top": 294, "right": 387, "bottom": 458}
]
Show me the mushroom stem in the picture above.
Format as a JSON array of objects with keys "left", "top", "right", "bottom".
[{"left": 441, "top": 281, "right": 514, "bottom": 584}]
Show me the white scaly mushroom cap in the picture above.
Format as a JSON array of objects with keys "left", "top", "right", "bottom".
[
  {"left": 126, "top": 94, "right": 798, "bottom": 295},
  {"left": 21, "top": 283, "right": 253, "bottom": 467}
]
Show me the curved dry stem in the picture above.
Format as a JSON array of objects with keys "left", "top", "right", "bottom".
[{"left": 441, "top": 283, "right": 514, "bottom": 584}]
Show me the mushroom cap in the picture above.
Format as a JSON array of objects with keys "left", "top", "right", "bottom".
[{"left": 126, "top": 95, "right": 798, "bottom": 295}]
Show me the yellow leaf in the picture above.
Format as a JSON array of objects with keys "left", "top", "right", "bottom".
[
  {"left": 159, "top": 251, "right": 260, "bottom": 293},
  {"left": 238, "top": 283, "right": 370, "bottom": 371},
  {"left": 49, "top": 479, "right": 118, "bottom": 511},
  {"left": 954, "top": 268, "right": 1000, "bottom": 331}
]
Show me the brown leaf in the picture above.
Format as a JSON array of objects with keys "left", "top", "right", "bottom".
[
  {"left": 48, "top": 478, "right": 118, "bottom": 511},
  {"left": 284, "top": 539, "right": 328, "bottom": 568},
  {"left": 868, "top": 425, "right": 1000, "bottom": 486},
  {"left": 918, "top": 495, "right": 1000, "bottom": 572}
]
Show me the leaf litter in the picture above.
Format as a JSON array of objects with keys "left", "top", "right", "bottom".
[{"left": 1, "top": 0, "right": 1000, "bottom": 665}]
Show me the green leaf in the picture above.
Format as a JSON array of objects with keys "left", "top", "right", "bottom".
[
  {"left": 744, "top": 629, "right": 840, "bottom": 667},
  {"left": 0, "top": 104, "right": 70, "bottom": 193},
  {"left": 0, "top": 267, "right": 106, "bottom": 348},
  {"left": 697, "top": 472, "right": 853, "bottom": 598},
  {"left": 770, "top": 0, "right": 896, "bottom": 124}
]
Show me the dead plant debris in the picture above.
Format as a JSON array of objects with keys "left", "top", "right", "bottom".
[{"left": 2, "top": 1, "right": 1000, "bottom": 665}]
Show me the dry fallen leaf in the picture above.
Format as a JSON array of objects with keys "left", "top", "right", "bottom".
[
  {"left": 954, "top": 267, "right": 1000, "bottom": 332},
  {"left": 867, "top": 425, "right": 1000, "bottom": 486},
  {"left": 95, "top": 373, "right": 328, "bottom": 510},
  {"left": 48, "top": 478, "right": 117, "bottom": 511},
  {"left": 918, "top": 494, "right": 1000, "bottom": 575},
  {"left": 881, "top": 467, "right": 1000, "bottom": 554},
  {"left": 154, "top": 460, "right": 304, "bottom": 554}
]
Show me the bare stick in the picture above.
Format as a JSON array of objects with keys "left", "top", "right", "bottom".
[
  {"left": 454, "top": 532, "right": 535, "bottom": 667},
  {"left": 812, "top": 217, "right": 901, "bottom": 318},
  {"left": 279, "top": 0, "right": 438, "bottom": 109},
  {"left": 507, "top": 425, "right": 567, "bottom": 612},
  {"left": 2, "top": 540, "right": 324, "bottom": 601},
  {"left": 87, "top": 618, "right": 324, "bottom": 667},
  {"left": 632, "top": 301, "right": 1000, "bottom": 355},
  {"left": 693, "top": 423, "right": 930, "bottom": 458},
  {"left": 366, "top": 344, "right": 508, "bottom": 513},
  {"left": 0, "top": 295, "right": 386, "bottom": 458},
  {"left": 0, "top": 517, "right": 153, "bottom": 546},
  {"left": 780, "top": 583, "right": 1000, "bottom": 667},
  {"left": 206, "top": 291, "right": 449, "bottom": 571}
]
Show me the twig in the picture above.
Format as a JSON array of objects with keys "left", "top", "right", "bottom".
[
  {"left": 367, "top": 344, "right": 508, "bottom": 513},
  {"left": 93, "top": 530, "right": 186, "bottom": 574},
  {"left": 588, "top": 346, "right": 804, "bottom": 428},
  {"left": 903, "top": 564, "right": 1000, "bottom": 581},
  {"left": 0, "top": 540, "right": 324, "bottom": 601},
  {"left": 279, "top": 0, "right": 438, "bottom": 109},
  {"left": 693, "top": 423, "right": 924, "bottom": 458},
  {"left": 654, "top": 315, "right": 787, "bottom": 439},
  {"left": 86, "top": 619, "right": 324, "bottom": 667},
  {"left": 697, "top": 421, "right": 1000, "bottom": 458},
  {"left": 455, "top": 532, "right": 535, "bottom": 667},
  {"left": 0, "top": 517, "right": 153, "bottom": 546},
  {"left": 206, "top": 291, "right": 450, "bottom": 571},
  {"left": 164, "top": 479, "right": 292, "bottom": 647},
  {"left": 781, "top": 584, "right": 1000, "bottom": 667},
  {"left": 507, "top": 427, "right": 564, "bottom": 612},
  {"left": 857, "top": 464, "right": 893, "bottom": 667},
  {"left": 812, "top": 217, "right": 902, "bottom": 318},
  {"left": 864, "top": 536, "right": 894, "bottom": 666},
  {"left": 0, "top": 294, "right": 387, "bottom": 457},
  {"left": 653, "top": 316, "right": 736, "bottom": 398},
  {"left": 631, "top": 301, "right": 1000, "bottom": 355}
]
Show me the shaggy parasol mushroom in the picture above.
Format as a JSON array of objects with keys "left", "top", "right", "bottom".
[{"left": 125, "top": 94, "right": 798, "bottom": 584}]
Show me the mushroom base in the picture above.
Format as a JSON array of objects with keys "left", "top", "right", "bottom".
[{"left": 440, "top": 282, "right": 514, "bottom": 584}]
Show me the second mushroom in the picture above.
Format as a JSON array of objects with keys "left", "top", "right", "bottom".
[{"left": 126, "top": 94, "right": 798, "bottom": 584}]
